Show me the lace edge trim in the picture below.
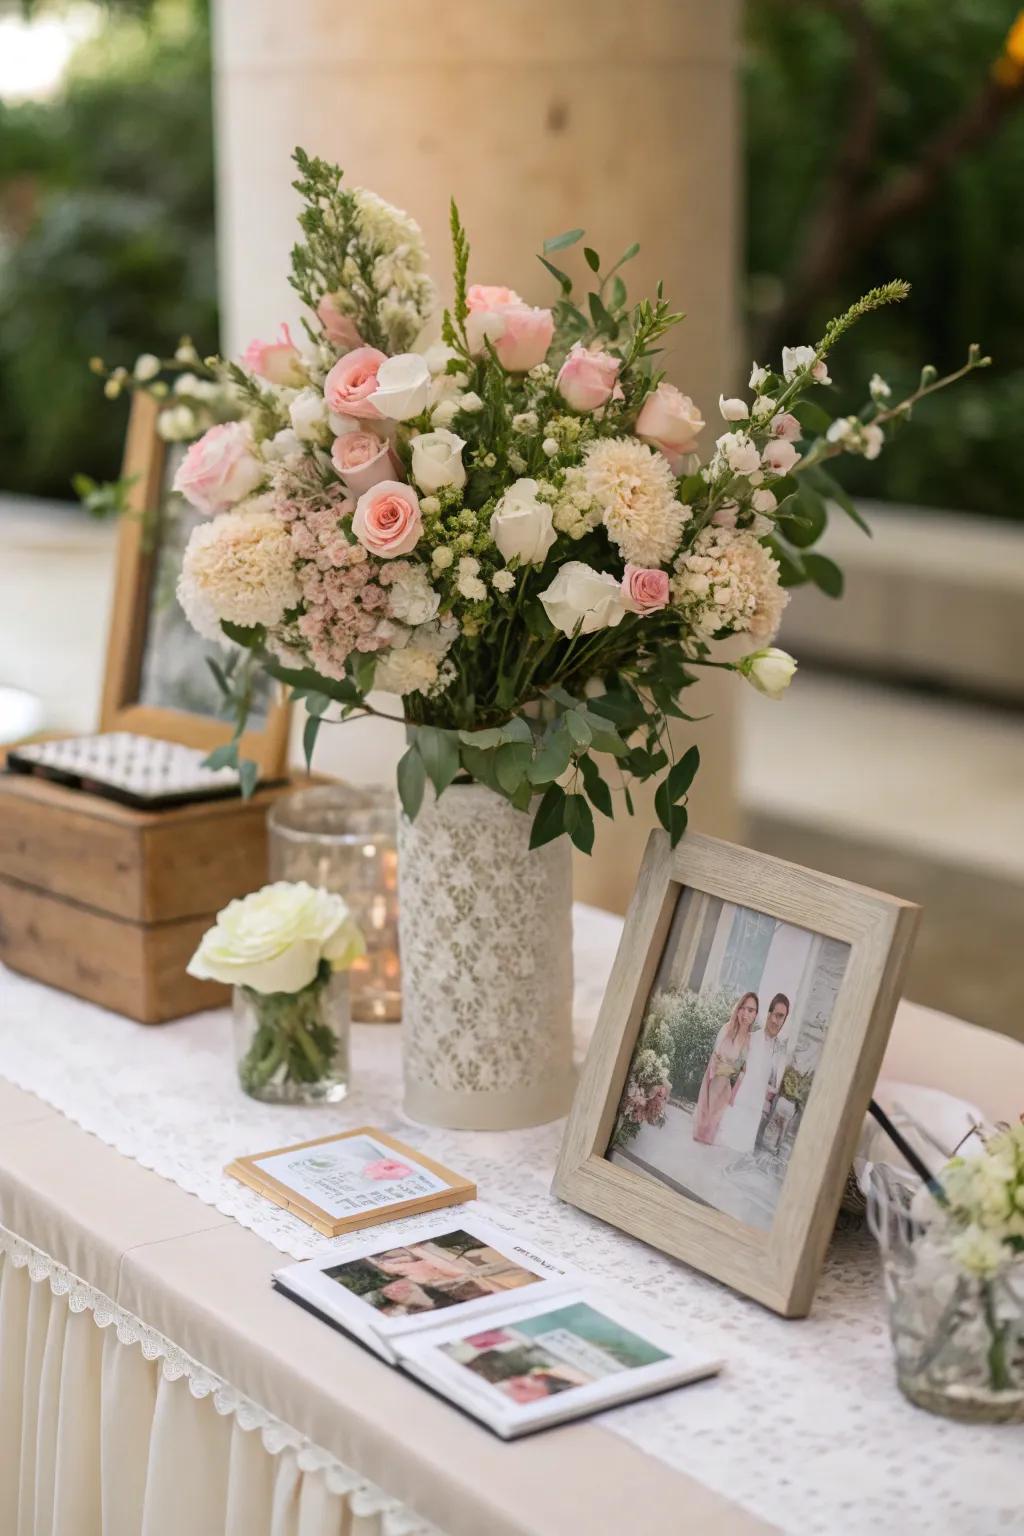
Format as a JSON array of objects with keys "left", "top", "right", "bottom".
[{"left": 0, "top": 1222, "right": 442, "bottom": 1536}]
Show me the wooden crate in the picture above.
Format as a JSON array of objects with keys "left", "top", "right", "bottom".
[{"left": 0, "top": 773, "right": 309, "bottom": 1023}]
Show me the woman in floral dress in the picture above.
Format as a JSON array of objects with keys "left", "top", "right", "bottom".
[{"left": 692, "top": 992, "right": 758, "bottom": 1145}]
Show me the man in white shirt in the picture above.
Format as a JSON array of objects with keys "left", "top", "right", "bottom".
[{"left": 754, "top": 993, "right": 791, "bottom": 1153}]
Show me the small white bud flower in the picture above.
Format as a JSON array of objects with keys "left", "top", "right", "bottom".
[
  {"left": 542, "top": 437, "right": 559, "bottom": 457},
  {"left": 134, "top": 353, "right": 161, "bottom": 382},
  {"left": 740, "top": 647, "right": 798, "bottom": 700},
  {"left": 457, "top": 391, "right": 484, "bottom": 413}
]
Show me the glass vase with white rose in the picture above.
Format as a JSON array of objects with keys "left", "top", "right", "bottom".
[{"left": 188, "top": 881, "right": 365, "bottom": 1104}]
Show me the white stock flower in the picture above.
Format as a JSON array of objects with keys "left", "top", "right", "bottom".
[
  {"left": 539, "top": 561, "right": 627, "bottom": 636},
  {"left": 719, "top": 395, "right": 750, "bottom": 421},
  {"left": 740, "top": 647, "right": 798, "bottom": 700},
  {"left": 430, "top": 399, "right": 459, "bottom": 429},
  {"left": 458, "top": 391, "right": 484, "bottom": 413},
  {"left": 714, "top": 431, "right": 762, "bottom": 477},
  {"left": 490, "top": 478, "right": 557, "bottom": 565},
  {"left": 410, "top": 429, "right": 467, "bottom": 492},
  {"left": 751, "top": 395, "right": 777, "bottom": 420},
  {"left": 187, "top": 881, "right": 365, "bottom": 994},
  {"left": 492, "top": 569, "right": 515, "bottom": 593},
  {"left": 949, "top": 1224, "right": 1006, "bottom": 1279},
  {"left": 749, "top": 362, "right": 769, "bottom": 390},
  {"left": 368, "top": 353, "right": 431, "bottom": 420},
  {"left": 781, "top": 345, "right": 831, "bottom": 385},
  {"left": 826, "top": 416, "right": 884, "bottom": 460},
  {"left": 751, "top": 488, "right": 778, "bottom": 514},
  {"left": 456, "top": 555, "right": 487, "bottom": 601}
]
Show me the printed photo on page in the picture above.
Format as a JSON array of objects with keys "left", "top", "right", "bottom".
[
  {"left": 396, "top": 1291, "right": 719, "bottom": 1435},
  {"left": 251, "top": 1133, "right": 449, "bottom": 1221},
  {"left": 273, "top": 1215, "right": 580, "bottom": 1357}
]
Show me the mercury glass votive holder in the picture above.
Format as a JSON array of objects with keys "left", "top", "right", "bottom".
[{"left": 268, "top": 784, "right": 401, "bottom": 1023}]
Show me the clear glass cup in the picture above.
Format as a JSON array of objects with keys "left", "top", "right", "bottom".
[
  {"left": 867, "top": 1163, "right": 1024, "bottom": 1423},
  {"left": 268, "top": 785, "right": 401, "bottom": 1023},
  {"left": 232, "top": 968, "right": 350, "bottom": 1104}
]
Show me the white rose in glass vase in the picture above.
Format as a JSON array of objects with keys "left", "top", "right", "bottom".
[
  {"left": 490, "top": 478, "right": 557, "bottom": 565},
  {"left": 540, "top": 561, "right": 628, "bottom": 636},
  {"left": 187, "top": 881, "right": 365, "bottom": 995}
]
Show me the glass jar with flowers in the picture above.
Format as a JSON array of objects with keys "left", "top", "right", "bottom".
[
  {"left": 869, "top": 1123, "right": 1024, "bottom": 1423},
  {"left": 188, "top": 881, "right": 365, "bottom": 1104}
]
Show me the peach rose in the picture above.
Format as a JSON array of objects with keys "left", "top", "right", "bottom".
[
  {"left": 352, "top": 480, "right": 422, "bottom": 558},
  {"left": 317, "top": 294, "right": 363, "bottom": 351},
  {"left": 324, "top": 346, "right": 388, "bottom": 419},
  {"left": 621, "top": 563, "right": 670, "bottom": 613},
  {"left": 241, "top": 323, "right": 304, "bottom": 387},
  {"left": 172, "top": 422, "right": 263, "bottom": 516},
  {"left": 330, "top": 431, "right": 396, "bottom": 497},
  {"left": 635, "top": 383, "right": 705, "bottom": 473},
  {"left": 465, "top": 286, "right": 554, "bottom": 372},
  {"left": 556, "top": 343, "right": 622, "bottom": 412},
  {"left": 467, "top": 284, "right": 524, "bottom": 311}
]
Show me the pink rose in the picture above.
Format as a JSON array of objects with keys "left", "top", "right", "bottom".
[
  {"left": 556, "top": 343, "right": 622, "bottom": 412},
  {"left": 317, "top": 294, "right": 363, "bottom": 351},
  {"left": 362, "top": 1157, "right": 414, "bottom": 1181},
  {"left": 241, "top": 322, "right": 304, "bottom": 387},
  {"left": 622, "top": 564, "right": 670, "bottom": 613},
  {"left": 331, "top": 430, "right": 396, "bottom": 497},
  {"left": 466, "top": 284, "right": 524, "bottom": 311},
  {"left": 464, "top": 288, "right": 554, "bottom": 372},
  {"left": 324, "top": 346, "right": 388, "bottom": 419},
  {"left": 172, "top": 422, "right": 263, "bottom": 516},
  {"left": 635, "top": 383, "right": 705, "bottom": 473},
  {"left": 769, "top": 412, "right": 802, "bottom": 444},
  {"left": 761, "top": 438, "right": 801, "bottom": 475},
  {"left": 352, "top": 481, "right": 422, "bottom": 559}
]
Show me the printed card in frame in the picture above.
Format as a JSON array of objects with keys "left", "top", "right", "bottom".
[
  {"left": 553, "top": 831, "right": 919, "bottom": 1317},
  {"left": 227, "top": 1127, "right": 477, "bottom": 1238},
  {"left": 100, "top": 392, "right": 290, "bottom": 776}
]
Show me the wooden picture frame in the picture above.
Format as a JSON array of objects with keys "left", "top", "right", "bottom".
[
  {"left": 553, "top": 831, "right": 919, "bottom": 1317},
  {"left": 100, "top": 392, "right": 290, "bottom": 776},
  {"left": 226, "top": 1127, "right": 477, "bottom": 1238}
]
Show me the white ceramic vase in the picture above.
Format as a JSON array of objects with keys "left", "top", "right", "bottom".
[{"left": 397, "top": 782, "right": 574, "bottom": 1130}]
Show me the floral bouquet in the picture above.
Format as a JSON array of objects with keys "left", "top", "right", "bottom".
[{"left": 97, "top": 148, "right": 987, "bottom": 851}]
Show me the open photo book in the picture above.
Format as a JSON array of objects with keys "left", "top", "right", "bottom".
[{"left": 273, "top": 1213, "right": 721, "bottom": 1438}]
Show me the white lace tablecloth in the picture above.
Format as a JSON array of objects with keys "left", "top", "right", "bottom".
[{"left": 0, "top": 905, "right": 1018, "bottom": 1536}]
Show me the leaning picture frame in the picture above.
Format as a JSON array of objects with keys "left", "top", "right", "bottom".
[
  {"left": 99, "top": 392, "right": 290, "bottom": 776},
  {"left": 553, "top": 831, "right": 919, "bottom": 1317}
]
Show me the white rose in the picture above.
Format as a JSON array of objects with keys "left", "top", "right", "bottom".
[
  {"left": 740, "top": 647, "right": 798, "bottom": 700},
  {"left": 539, "top": 560, "right": 627, "bottom": 636},
  {"left": 719, "top": 395, "right": 750, "bottom": 421},
  {"left": 368, "top": 353, "right": 431, "bottom": 420},
  {"left": 187, "top": 881, "right": 365, "bottom": 994},
  {"left": 289, "top": 387, "right": 330, "bottom": 443},
  {"left": 490, "top": 478, "right": 557, "bottom": 565},
  {"left": 430, "top": 399, "right": 459, "bottom": 429},
  {"left": 411, "top": 429, "right": 467, "bottom": 493}
]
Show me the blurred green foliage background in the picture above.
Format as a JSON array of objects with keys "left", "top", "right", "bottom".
[{"left": 0, "top": 0, "right": 1021, "bottom": 516}]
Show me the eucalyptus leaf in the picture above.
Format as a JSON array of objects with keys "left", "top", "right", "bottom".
[
  {"left": 802, "top": 551, "right": 844, "bottom": 598},
  {"left": 238, "top": 759, "right": 260, "bottom": 800},
  {"left": 529, "top": 783, "right": 567, "bottom": 849},
  {"left": 544, "top": 228, "right": 584, "bottom": 253},
  {"left": 495, "top": 740, "right": 533, "bottom": 794},
  {"left": 579, "top": 754, "right": 613, "bottom": 818},
  {"left": 416, "top": 726, "right": 461, "bottom": 797},
  {"left": 302, "top": 712, "right": 322, "bottom": 772},
  {"left": 396, "top": 746, "right": 427, "bottom": 820},
  {"left": 564, "top": 793, "right": 595, "bottom": 854}
]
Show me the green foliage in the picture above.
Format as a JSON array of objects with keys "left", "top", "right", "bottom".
[
  {"left": 746, "top": 0, "right": 1024, "bottom": 520},
  {"left": 0, "top": 0, "right": 217, "bottom": 499},
  {"left": 646, "top": 987, "right": 733, "bottom": 1103}
]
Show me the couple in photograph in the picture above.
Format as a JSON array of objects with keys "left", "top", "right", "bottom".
[{"left": 692, "top": 991, "right": 791, "bottom": 1154}]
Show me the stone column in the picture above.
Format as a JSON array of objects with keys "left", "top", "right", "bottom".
[{"left": 213, "top": 0, "right": 743, "bottom": 909}]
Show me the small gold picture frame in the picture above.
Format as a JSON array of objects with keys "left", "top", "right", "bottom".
[
  {"left": 554, "top": 832, "right": 919, "bottom": 1317},
  {"left": 227, "top": 1127, "right": 477, "bottom": 1238},
  {"left": 100, "top": 392, "right": 290, "bottom": 776}
]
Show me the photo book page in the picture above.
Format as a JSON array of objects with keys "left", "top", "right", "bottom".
[{"left": 274, "top": 1212, "right": 720, "bottom": 1434}]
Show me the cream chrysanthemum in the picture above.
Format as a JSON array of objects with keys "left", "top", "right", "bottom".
[
  {"left": 671, "top": 526, "right": 788, "bottom": 642},
  {"left": 178, "top": 509, "right": 300, "bottom": 638},
  {"left": 582, "top": 437, "right": 688, "bottom": 566}
]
